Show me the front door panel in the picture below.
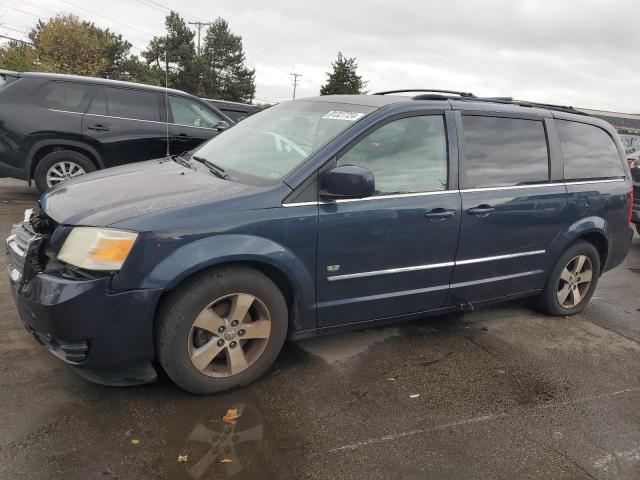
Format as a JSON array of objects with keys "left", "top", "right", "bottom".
[{"left": 316, "top": 193, "right": 461, "bottom": 327}]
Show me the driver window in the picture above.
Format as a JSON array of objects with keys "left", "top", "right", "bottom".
[
  {"left": 169, "top": 96, "right": 222, "bottom": 128},
  {"left": 337, "top": 115, "right": 447, "bottom": 195}
]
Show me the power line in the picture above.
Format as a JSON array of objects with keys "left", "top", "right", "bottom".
[
  {"left": 59, "top": 0, "right": 156, "bottom": 38},
  {"left": 20, "top": 0, "right": 58, "bottom": 15},
  {"left": 290, "top": 72, "right": 302, "bottom": 100},
  {"left": 0, "top": 34, "right": 33, "bottom": 44},
  {"left": 3, "top": 5, "right": 40, "bottom": 18}
]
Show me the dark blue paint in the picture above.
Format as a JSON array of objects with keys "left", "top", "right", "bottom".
[{"left": 7, "top": 93, "right": 635, "bottom": 382}]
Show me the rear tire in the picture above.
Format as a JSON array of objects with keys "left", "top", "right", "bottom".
[
  {"left": 156, "top": 266, "right": 288, "bottom": 395},
  {"left": 34, "top": 150, "right": 96, "bottom": 193},
  {"left": 536, "top": 240, "right": 600, "bottom": 316}
]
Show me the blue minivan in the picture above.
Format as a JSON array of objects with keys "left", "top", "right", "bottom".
[{"left": 6, "top": 90, "right": 635, "bottom": 394}]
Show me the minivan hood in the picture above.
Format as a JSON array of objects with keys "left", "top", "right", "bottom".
[{"left": 40, "top": 158, "right": 252, "bottom": 226}]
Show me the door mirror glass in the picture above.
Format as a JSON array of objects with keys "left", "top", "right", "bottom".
[{"left": 320, "top": 165, "right": 375, "bottom": 200}]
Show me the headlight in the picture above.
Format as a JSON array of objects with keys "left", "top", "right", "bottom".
[{"left": 57, "top": 227, "right": 138, "bottom": 271}]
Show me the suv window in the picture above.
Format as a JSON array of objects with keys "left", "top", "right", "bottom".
[
  {"left": 337, "top": 115, "right": 447, "bottom": 195},
  {"left": 462, "top": 116, "right": 549, "bottom": 188},
  {"left": 106, "top": 87, "right": 161, "bottom": 122},
  {"left": 557, "top": 120, "right": 624, "bottom": 180},
  {"left": 32, "top": 81, "right": 93, "bottom": 113},
  {"left": 169, "top": 96, "right": 222, "bottom": 128}
]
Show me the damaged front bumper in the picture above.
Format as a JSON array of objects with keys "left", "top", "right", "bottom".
[{"left": 6, "top": 209, "right": 163, "bottom": 386}]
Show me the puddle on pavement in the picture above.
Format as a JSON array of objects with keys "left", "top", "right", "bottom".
[{"left": 296, "top": 326, "right": 402, "bottom": 365}]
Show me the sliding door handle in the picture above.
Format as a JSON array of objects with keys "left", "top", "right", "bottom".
[{"left": 467, "top": 205, "right": 495, "bottom": 217}]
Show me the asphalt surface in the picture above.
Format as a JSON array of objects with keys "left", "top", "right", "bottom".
[{"left": 0, "top": 177, "right": 639, "bottom": 480}]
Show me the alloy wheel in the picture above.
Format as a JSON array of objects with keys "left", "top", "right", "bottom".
[
  {"left": 556, "top": 255, "right": 593, "bottom": 309},
  {"left": 46, "top": 161, "right": 86, "bottom": 187},
  {"left": 187, "top": 293, "right": 272, "bottom": 377}
]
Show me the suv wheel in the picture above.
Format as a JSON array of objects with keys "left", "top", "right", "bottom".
[
  {"left": 537, "top": 240, "right": 601, "bottom": 316},
  {"left": 34, "top": 150, "right": 96, "bottom": 193},
  {"left": 156, "top": 266, "right": 288, "bottom": 394}
]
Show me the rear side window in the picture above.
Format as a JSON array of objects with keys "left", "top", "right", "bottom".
[
  {"left": 32, "top": 81, "right": 93, "bottom": 113},
  {"left": 106, "top": 87, "right": 161, "bottom": 122},
  {"left": 0, "top": 74, "right": 7, "bottom": 89},
  {"left": 557, "top": 120, "right": 624, "bottom": 180},
  {"left": 462, "top": 116, "right": 549, "bottom": 188},
  {"left": 338, "top": 115, "right": 448, "bottom": 195}
]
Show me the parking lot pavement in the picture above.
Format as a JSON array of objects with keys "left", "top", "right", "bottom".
[{"left": 0, "top": 178, "right": 639, "bottom": 480}]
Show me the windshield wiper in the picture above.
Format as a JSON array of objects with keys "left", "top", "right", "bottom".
[{"left": 192, "top": 155, "right": 228, "bottom": 179}]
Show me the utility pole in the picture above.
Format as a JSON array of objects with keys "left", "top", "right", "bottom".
[
  {"left": 188, "top": 21, "right": 212, "bottom": 55},
  {"left": 290, "top": 73, "right": 302, "bottom": 100}
]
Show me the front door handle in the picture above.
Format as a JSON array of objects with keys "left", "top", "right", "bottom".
[
  {"left": 174, "top": 133, "right": 192, "bottom": 141},
  {"left": 467, "top": 204, "right": 495, "bottom": 217},
  {"left": 424, "top": 208, "right": 457, "bottom": 221},
  {"left": 87, "top": 124, "right": 110, "bottom": 132}
]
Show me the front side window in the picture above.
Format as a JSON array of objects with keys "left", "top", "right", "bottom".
[
  {"left": 32, "top": 81, "right": 93, "bottom": 113},
  {"left": 106, "top": 87, "right": 161, "bottom": 122},
  {"left": 191, "top": 101, "right": 376, "bottom": 185},
  {"left": 463, "top": 116, "right": 549, "bottom": 188},
  {"left": 337, "top": 115, "right": 447, "bottom": 195},
  {"left": 170, "top": 96, "right": 222, "bottom": 128},
  {"left": 557, "top": 120, "right": 624, "bottom": 180}
]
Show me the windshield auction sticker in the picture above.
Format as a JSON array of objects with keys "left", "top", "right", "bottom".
[{"left": 321, "top": 111, "right": 366, "bottom": 121}]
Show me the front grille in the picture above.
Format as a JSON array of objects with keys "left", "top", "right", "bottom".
[{"left": 6, "top": 207, "right": 56, "bottom": 282}]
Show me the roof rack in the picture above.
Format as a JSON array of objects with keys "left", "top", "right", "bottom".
[
  {"left": 452, "top": 97, "right": 586, "bottom": 115},
  {"left": 373, "top": 88, "right": 587, "bottom": 116},
  {"left": 373, "top": 89, "right": 476, "bottom": 98}
]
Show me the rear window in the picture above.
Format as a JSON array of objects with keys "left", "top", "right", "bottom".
[
  {"left": 462, "top": 116, "right": 549, "bottom": 188},
  {"left": 105, "top": 87, "right": 161, "bottom": 122},
  {"left": 557, "top": 120, "right": 624, "bottom": 180},
  {"left": 32, "top": 81, "right": 93, "bottom": 113}
]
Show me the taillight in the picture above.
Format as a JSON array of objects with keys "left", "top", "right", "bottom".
[{"left": 629, "top": 187, "right": 634, "bottom": 225}]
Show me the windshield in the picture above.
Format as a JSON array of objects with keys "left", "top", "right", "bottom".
[{"left": 191, "top": 100, "right": 376, "bottom": 185}]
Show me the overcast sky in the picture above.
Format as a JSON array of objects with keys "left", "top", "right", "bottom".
[{"left": 1, "top": 0, "right": 639, "bottom": 112}]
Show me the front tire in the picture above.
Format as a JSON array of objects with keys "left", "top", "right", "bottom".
[
  {"left": 537, "top": 240, "right": 600, "bottom": 316},
  {"left": 34, "top": 150, "right": 96, "bottom": 193},
  {"left": 156, "top": 266, "right": 288, "bottom": 395}
]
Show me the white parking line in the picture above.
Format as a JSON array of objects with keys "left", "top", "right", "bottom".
[{"left": 318, "top": 387, "right": 640, "bottom": 455}]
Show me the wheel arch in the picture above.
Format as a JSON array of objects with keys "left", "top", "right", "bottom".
[
  {"left": 140, "top": 234, "right": 316, "bottom": 336},
  {"left": 548, "top": 217, "right": 609, "bottom": 274},
  {"left": 26, "top": 140, "right": 104, "bottom": 181}
]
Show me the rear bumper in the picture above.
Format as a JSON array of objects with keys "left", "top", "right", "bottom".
[
  {"left": 9, "top": 270, "right": 163, "bottom": 384},
  {"left": 633, "top": 182, "right": 639, "bottom": 223}
]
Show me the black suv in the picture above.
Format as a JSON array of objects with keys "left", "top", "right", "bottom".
[
  {"left": 0, "top": 70, "right": 233, "bottom": 192},
  {"left": 204, "top": 98, "right": 261, "bottom": 122}
]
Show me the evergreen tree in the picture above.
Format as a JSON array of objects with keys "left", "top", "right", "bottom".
[
  {"left": 143, "top": 12, "right": 198, "bottom": 92},
  {"left": 200, "top": 18, "right": 255, "bottom": 102},
  {"left": 320, "top": 52, "right": 367, "bottom": 95}
]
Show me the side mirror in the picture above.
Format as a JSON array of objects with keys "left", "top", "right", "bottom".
[
  {"left": 215, "top": 120, "right": 231, "bottom": 131},
  {"left": 320, "top": 165, "right": 375, "bottom": 200}
]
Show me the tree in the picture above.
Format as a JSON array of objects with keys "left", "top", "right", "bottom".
[
  {"left": 29, "top": 15, "right": 107, "bottom": 76},
  {"left": 320, "top": 52, "right": 367, "bottom": 95},
  {"left": 143, "top": 12, "right": 198, "bottom": 92},
  {"left": 200, "top": 18, "right": 255, "bottom": 102},
  {"left": 0, "top": 42, "right": 37, "bottom": 71}
]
